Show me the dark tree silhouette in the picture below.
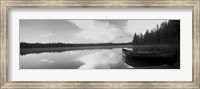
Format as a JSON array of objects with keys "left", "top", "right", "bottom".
[{"left": 132, "top": 20, "right": 180, "bottom": 45}]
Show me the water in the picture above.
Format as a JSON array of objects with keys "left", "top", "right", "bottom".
[{"left": 20, "top": 48, "right": 133, "bottom": 69}]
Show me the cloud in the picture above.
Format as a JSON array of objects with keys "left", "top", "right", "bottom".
[
  {"left": 68, "top": 20, "right": 166, "bottom": 43},
  {"left": 69, "top": 20, "right": 126, "bottom": 43},
  {"left": 40, "top": 33, "right": 53, "bottom": 37},
  {"left": 124, "top": 20, "right": 167, "bottom": 35},
  {"left": 124, "top": 20, "right": 149, "bottom": 35},
  {"left": 41, "top": 59, "right": 54, "bottom": 63}
]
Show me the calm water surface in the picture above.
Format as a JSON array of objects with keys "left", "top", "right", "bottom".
[{"left": 20, "top": 48, "right": 133, "bottom": 69}]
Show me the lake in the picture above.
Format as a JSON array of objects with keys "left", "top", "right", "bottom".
[{"left": 20, "top": 48, "right": 133, "bottom": 69}]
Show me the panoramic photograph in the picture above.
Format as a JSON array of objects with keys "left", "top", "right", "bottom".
[{"left": 20, "top": 19, "right": 180, "bottom": 69}]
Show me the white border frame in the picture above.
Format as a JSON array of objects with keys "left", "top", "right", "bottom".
[{"left": 8, "top": 8, "right": 192, "bottom": 81}]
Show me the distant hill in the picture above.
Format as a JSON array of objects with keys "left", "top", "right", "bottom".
[{"left": 20, "top": 42, "right": 133, "bottom": 48}]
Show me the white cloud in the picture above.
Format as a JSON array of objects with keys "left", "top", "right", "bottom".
[
  {"left": 68, "top": 20, "right": 166, "bottom": 43},
  {"left": 40, "top": 33, "right": 53, "bottom": 37},
  {"left": 41, "top": 59, "right": 53, "bottom": 63},
  {"left": 124, "top": 20, "right": 166, "bottom": 35},
  {"left": 69, "top": 20, "right": 125, "bottom": 43},
  {"left": 41, "top": 59, "right": 48, "bottom": 62}
]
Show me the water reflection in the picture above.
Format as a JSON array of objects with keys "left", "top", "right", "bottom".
[
  {"left": 76, "top": 49, "right": 132, "bottom": 69},
  {"left": 20, "top": 47, "right": 118, "bottom": 56},
  {"left": 20, "top": 48, "right": 133, "bottom": 69}
]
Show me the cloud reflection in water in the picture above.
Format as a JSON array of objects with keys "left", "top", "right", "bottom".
[
  {"left": 75, "top": 49, "right": 133, "bottom": 69},
  {"left": 41, "top": 59, "right": 54, "bottom": 63}
]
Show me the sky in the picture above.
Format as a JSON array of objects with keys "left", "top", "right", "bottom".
[{"left": 20, "top": 19, "right": 167, "bottom": 43}]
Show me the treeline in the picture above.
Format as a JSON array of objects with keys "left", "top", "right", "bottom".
[
  {"left": 132, "top": 20, "right": 180, "bottom": 45},
  {"left": 20, "top": 42, "right": 132, "bottom": 48}
]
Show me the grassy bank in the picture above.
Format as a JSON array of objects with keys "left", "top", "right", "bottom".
[
  {"left": 20, "top": 45, "right": 133, "bottom": 55},
  {"left": 20, "top": 44, "right": 180, "bottom": 56},
  {"left": 132, "top": 45, "right": 180, "bottom": 52}
]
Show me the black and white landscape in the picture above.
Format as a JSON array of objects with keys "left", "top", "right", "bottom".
[{"left": 20, "top": 20, "right": 180, "bottom": 69}]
